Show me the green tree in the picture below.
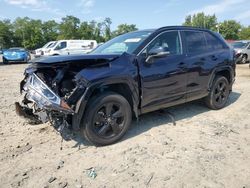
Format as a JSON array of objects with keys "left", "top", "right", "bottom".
[
  {"left": 79, "top": 21, "right": 95, "bottom": 40},
  {"left": 183, "top": 12, "right": 217, "bottom": 31},
  {"left": 239, "top": 26, "right": 250, "bottom": 40},
  {"left": 0, "top": 16, "right": 140, "bottom": 49},
  {"left": 13, "top": 17, "right": 44, "bottom": 49},
  {"left": 113, "top": 24, "right": 138, "bottom": 36},
  {"left": 58, "top": 16, "right": 80, "bottom": 40},
  {"left": 219, "top": 20, "right": 241, "bottom": 40},
  {"left": 103, "top": 17, "right": 112, "bottom": 41},
  {"left": 0, "top": 19, "right": 14, "bottom": 48},
  {"left": 42, "top": 20, "right": 59, "bottom": 43}
]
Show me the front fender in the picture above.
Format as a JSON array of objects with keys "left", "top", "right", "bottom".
[{"left": 72, "top": 53, "right": 139, "bottom": 131}]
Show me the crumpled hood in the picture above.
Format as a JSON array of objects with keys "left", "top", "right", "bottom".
[{"left": 30, "top": 54, "right": 121, "bottom": 66}]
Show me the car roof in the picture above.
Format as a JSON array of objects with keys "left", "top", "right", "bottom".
[
  {"left": 9, "top": 47, "right": 25, "bottom": 50},
  {"left": 233, "top": 40, "right": 250, "bottom": 43},
  {"left": 129, "top": 26, "right": 213, "bottom": 35}
]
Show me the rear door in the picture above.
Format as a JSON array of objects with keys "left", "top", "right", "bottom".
[
  {"left": 182, "top": 30, "right": 228, "bottom": 101},
  {"left": 138, "top": 30, "right": 188, "bottom": 113}
]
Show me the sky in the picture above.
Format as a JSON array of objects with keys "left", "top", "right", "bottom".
[{"left": 1, "top": 0, "right": 250, "bottom": 30}]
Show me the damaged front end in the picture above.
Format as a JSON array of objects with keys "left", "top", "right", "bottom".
[
  {"left": 16, "top": 71, "right": 75, "bottom": 128},
  {"left": 15, "top": 54, "right": 120, "bottom": 131}
]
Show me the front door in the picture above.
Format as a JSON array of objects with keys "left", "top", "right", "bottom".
[{"left": 138, "top": 30, "right": 188, "bottom": 113}]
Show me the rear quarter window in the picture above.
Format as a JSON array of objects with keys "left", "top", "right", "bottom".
[
  {"left": 204, "top": 32, "right": 225, "bottom": 50},
  {"left": 183, "top": 31, "right": 207, "bottom": 54}
]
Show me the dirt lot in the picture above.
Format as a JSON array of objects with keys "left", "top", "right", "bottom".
[{"left": 0, "top": 58, "right": 249, "bottom": 188}]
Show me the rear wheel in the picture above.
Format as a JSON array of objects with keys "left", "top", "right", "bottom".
[
  {"left": 205, "top": 76, "right": 230, "bottom": 110},
  {"left": 81, "top": 92, "right": 132, "bottom": 146}
]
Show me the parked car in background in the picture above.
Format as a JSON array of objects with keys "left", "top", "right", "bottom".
[
  {"left": 43, "top": 40, "right": 98, "bottom": 56},
  {"left": 231, "top": 40, "right": 250, "bottom": 64},
  {"left": 34, "top": 41, "right": 56, "bottom": 57},
  {"left": 16, "top": 26, "right": 235, "bottom": 146},
  {"left": 2, "top": 48, "right": 30, "bottom": 64}
]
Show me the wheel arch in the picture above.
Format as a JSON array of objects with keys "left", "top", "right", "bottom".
[
  {"left": 242, "top": 53, "right": 248, "bottom": 59},
  {"left": 72, "top": 81, "right": 139, "bottom": 131},
  {"left": 208, "top": 67, "right": 234, "bottom": 91}
]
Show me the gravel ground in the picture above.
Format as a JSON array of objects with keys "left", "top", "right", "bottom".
[{"left": 0, "top": 59, "right": 249, "bottom": 188}]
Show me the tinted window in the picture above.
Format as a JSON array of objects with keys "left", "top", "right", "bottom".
[
  {"left": 146, "top": 31, "right": 181, "bottom": 56},
  {"left": 204, "top": 32, "right": 224, "bottom": 50},
  {"left": 184, "top": 31, "right": 206, "bottom": 53}
]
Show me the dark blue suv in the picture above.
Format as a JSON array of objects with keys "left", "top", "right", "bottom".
[{"left": 16, "top": 26, "right": 235, "bottom": 146}]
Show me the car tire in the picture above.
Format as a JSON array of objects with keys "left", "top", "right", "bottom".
[
  {"left": 205, "top": 76, "right": 230, "bottom": 110},
  {"left": 241, "top": 55, "right": 248, "bottom": 64},
  {"left": 81, "top": 92, "right": 132, "bottom": 146},
  {"left": 2, "top": 57, "right": 8, "bottom": 65}
]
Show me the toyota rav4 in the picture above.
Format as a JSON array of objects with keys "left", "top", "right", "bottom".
[{"left": 15, "top": 26, "right": 236, "bottom": 146}]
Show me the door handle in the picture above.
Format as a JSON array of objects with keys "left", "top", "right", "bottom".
[
  {"left": 178, "top": 62, "right": 186, "bottom": 69},
  {"left": 211, "top": 55, "right": 217, "bottom": 61}
]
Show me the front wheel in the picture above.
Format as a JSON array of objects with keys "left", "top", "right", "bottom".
[
  {"left": 241, "top": 55, "right": 248, "bottom": 64},
  {"left": 2, "top": 57, "right": 8, "bottom": 65},
  {"left": 205, "top": 76, "right": 230, "bottom": 110},
  {"left": 81, "top": 92, "right": 132, "bottom": 146}
]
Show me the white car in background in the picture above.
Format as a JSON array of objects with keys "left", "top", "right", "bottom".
[
  {"left": 231, "top": 40, "right": 250, "bottom": 64},
  {"left": 35, "top": 41, "right": 56, "bottom": 57},
  {"left": 43, "top": 40, "right": 98, "bottom": 56}
]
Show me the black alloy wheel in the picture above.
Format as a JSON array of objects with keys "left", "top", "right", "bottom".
[
  {"left": 213, "top": 81, "right": 228, "bottom": 106},
  {"left": 205, "top": 76, "right": 230, "bottom": 110},
  {"left": 93, "top": 102, "right": 126, "bottom": 139},
  {"left": 82, "top": 92, "right": 132, "bottom": 146}
]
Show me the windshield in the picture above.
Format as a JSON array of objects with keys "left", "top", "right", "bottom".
[
  {"left": 232, "top": 42, "right": 249, "bottom": 49},
  {"left": 46, "top": 42, "right": 55, "bottom": 48},
  {"left": 49, "top": 42, "right": 57, "bottom": 49},
  {"left": 42, "top": 42, "right": 51, "bottom": 48},
  {"left": 92, "top": 31, "right": 153, "bottom": 54}
]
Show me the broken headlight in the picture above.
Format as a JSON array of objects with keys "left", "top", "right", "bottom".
[{"left": 24, "top": 74, "right": 73, "bottom": 113}]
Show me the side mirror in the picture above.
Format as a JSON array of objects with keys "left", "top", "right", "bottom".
[{"left": 146, "top": 47, "right": 170, "bottom": 64}]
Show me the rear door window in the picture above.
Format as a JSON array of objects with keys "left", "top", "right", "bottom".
[
  {"left": 183, "top": 31, "right": 207, "bottom": 54},
  {"left": 204, "top": 32, "right": 225, "bottom": 50}
]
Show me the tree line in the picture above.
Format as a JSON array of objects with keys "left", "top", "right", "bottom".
[
  {"left": 0, "top": 16, "right": 137, "bottom": 49},
  {"left": 1, "top": 13, "right": 250, "bottom": 50},
  {"left": 183, "top": 12, "right": 250, "bottom": 40}
]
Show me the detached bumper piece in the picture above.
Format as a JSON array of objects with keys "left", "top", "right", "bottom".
[
  {"left": 16, "top": 73, "right": 74, "bottom": 124},
  {"left": 15, "top": 102, "right": 42, "bottom": 124}
]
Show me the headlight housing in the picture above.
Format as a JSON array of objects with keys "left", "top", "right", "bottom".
[{"left": 24, "top": 74, "right": 73, "bottom": 113}]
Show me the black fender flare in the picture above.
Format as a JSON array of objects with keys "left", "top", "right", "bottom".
[
  {"left": 207, "top": 66, "right": 235, "bottom": 91},
  {"left": 72, "top": 79, "right": 139, "bottom": 131}
]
